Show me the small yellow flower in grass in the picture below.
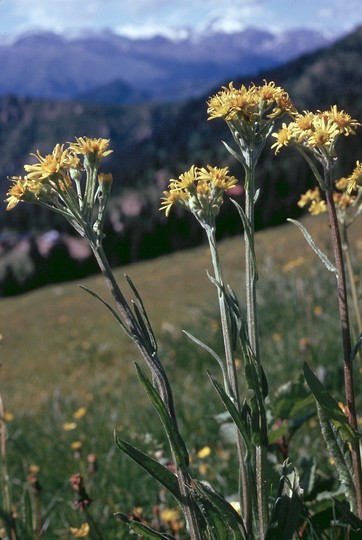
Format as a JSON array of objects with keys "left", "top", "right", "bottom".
[
  {"left": 28, "top": 464, "right": 40, "bottom": 474},
  {"left": 62, "top": 422, "right": 77, "bottom": 431},
  {"left": 73, "top": 407, "right": 87, "bottom": 420},
  {"left": 69, "top": 522, "right": 90, "bottom": 537},
  {"left": 160, "top": 507, "right": 181, "bottom": 524},
  {"left": 3, "top": 411, "right": 14, "bottom": 422},
  {"left": 282, "top": 256, "right": 305, "bottom": 273},
  {"left": 197, "top": 445, "right": 211, "bottom": 459},
  {"left": 313, "top": 305, "right": 323, "bottom": 316},
  {"left": 71, "top": 441, "right": 83, "bottom": 451}
]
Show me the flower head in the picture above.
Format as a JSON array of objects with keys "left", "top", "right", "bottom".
[
  {"left": 272, "top": 107, "right": 360, "bottom": 158},
  {"left": 69, "top": 137, "right": 112, "bottom": 165},
  {"left": 69, "top": 522, "right": 90, "bottom": 537},
  {"left": 298, "top": 187, "right": 327, "bottom": 216},
  {"left": 207, "top": 80, "right": 295, "bottom": 124},
  {"left": 24, "top": 144, "right": 72, "bottom": 183},
  {"left": 160, "top": 165, "right": 237, "bottom": 226}
]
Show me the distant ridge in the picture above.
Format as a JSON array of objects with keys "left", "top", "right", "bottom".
[{"left": 0, "top": 27, "right": 333, "bottom": 104}]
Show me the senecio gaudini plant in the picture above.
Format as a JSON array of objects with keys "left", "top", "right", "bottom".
[{"left": 2, "top": 80, "right": 362, "bottom": 539}]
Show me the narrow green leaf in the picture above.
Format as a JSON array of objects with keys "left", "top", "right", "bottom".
[
  {"left": 266, "top": 460, "right": 303, "bottom": 540},
  {"left": 79, "top": 285, "right": 133, "bottom": 339},
  {"left": 287, "top": 219, "right": 336, "bottom": 273},
  {"left": 193, "top": 480, "right": 247, "bottom": 540},
  {"left": 208, "top": 373, "right": 252, "bottom": 455},
  {"left": 135, "top": 363, "right": 189, "bottom": 467},
  {"left": 231, "top": 198, "right": 258, "bottom": 281},
  {"left": 183, "top": 330, "right": 230, "bottom": 393},
  {"left": 114, "top": 434, "right": 183, "bottom": 502},
  {"left": 126, "top": 274, "right": 158, "bottom": 353},
  {"left": 303, "top": 362, "right": 360, "bottom": 443},
  {"left": 115, "top": 512, "right": 175, "bottom": 539},
  {"left": 222, "top": 140, "right": 246, "bottom": 167}
]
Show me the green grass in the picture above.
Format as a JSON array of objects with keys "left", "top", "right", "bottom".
[{"left": 1, "top": 214, "right": 362, "bottom": 538}]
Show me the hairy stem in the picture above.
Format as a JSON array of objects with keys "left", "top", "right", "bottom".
[
  {"left": 325, "top": 186, "right": 362, "bottom": 518},
  {"left": 88, "top": 234, "right": 202, "bottom": 539},
  {"left": 206, "top": 226, "right": 252, "bottom": 534},
  {"left": 244, "top": 162, "right": 269, "bottom": 539}
]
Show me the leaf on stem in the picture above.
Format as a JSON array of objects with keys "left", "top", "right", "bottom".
[
  {"left": 114, "top": 435, "right": 183, "bottom": 502},
  {"left": 115, "top": 512, "right": 175, "bottom": 539},
  {"left": 135, "top": 363, "right": 189, "bottom": 468},
  {"left": 192, "top": 480, "right": 247, "bottom": 540},
  {"left": 125, "top": 275, "right": 158, "bottom": 353},
  {"left": 266, "top": 459, "right": 303, "bottom": 540},
  {"left": 303, "top": 362, "right": 360, "bottom": 444},
  {"left": 287, "top": 219, "right": 337, "bottom": 273},
  {"left": 79, "top": 285, "right": 134, "bottom": 339}
]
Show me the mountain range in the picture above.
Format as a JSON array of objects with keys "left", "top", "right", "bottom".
[
  {"left": 0, "top": 27, "right": 333, "bottom": 104},
  {"left": 1, "top": 25, "right": 362, "bottom": 295}
]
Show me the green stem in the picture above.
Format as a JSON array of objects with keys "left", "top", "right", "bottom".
[
  {"left": 206, "top": 226, "right": 252, "bottom": 535},
  {"left": 87, "top": 234, "right": 202, "bottom": 540},
  {"left": 244, "top": 162, "right": 269, "bottom": 539},
  {"left": 340, "top": 224, "right": 362, "bottom": 336},
  {"left": 324, "top": 185, "right": 362, "bottom": 518}
]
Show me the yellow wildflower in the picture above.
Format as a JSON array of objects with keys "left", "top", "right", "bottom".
[
  {"left": 69, "top": 137, "right": 112, "bottom": 161},
  {"left": 71, "top": 441, "right": 83, "bottom": 451},
  {"left": 297, "top": 188, "right": 321, "bottom": 208},
  {"left": 69, "top": 522, "right": 90, "bottom": 537},
  {"left": 271, "top": 123, "right": 293, "bottom": 153},
  {"left": 73, "top": 407, "right": 87, "bottom": 420},
  {"left": 307, "top": 117, "right": 340, "bottom": 148},
  {"left": 207, "top": 80, "right": 294, "bottom": 123},
  {"left": 346, "top": 161, "right": 362, "bottom": 193},
  {"left": 160, "top": 508, "right": 181, "bottom": 524},
  {"left": 24, "top": 144, "right": 71, "bottom": 183},
  {"left": 309, "top": 199, "right": 327, "bottom": 215},
  {"left": 326, "top": 105, "right": 360, "bottom": 135},
  {"left": 62, "top": 422, "right": 77, "bottom": 431},
  {"left": 197, "top": 446, "right": 211, "bottom": 459},
  {"left": 3, "top": 411, "right": 14, "bottom": 422},
  {"left": 4, "top": 176, "right": 37, "bottom": 210},
  {"left": 160, "top": 165, "right": 237, "bottom": 223}
]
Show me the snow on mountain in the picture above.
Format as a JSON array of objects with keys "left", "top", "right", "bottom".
[{"left": 0, "top": 27, "right": 335, "bottom": 104}]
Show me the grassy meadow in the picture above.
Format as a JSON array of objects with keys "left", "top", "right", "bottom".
[{"left": 1, "top": 214, "right": 362, "bottom": 538}]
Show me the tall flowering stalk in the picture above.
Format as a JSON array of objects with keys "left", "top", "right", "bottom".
[
  {"left": 206, "top": 80, "right": 296, "bottom": 537},
  {"left": 5, "top": 138, "right": 204, "bottom": 540},
  {"left": 273, "top": 108, "right": 362, "bottom": 517}
]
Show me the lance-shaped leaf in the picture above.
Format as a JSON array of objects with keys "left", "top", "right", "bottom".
[
  {"left": 266, "top": 460, "right": 303, "bottom": 540},
  {"left": 115, "top": 512, "right": 175, "bottom": 539},
  {"left": 135, "top": 363, "right": 189, "bottom": 467},
  {"left": 192, "top": 480, "right": 247, "bottom": 540},
  {"left": 114, "top": 434, "right": 183, "bottom": 502},
  {"left": 303, "top": 362, "right": 360, "bottom": 444},
  {"left": 208, "top": 372, "right": 253, "bottom": 456},
  {"left": 126, "top": 274, "right": 158, "bottom": 354},
  {"left": 287, "top": 219, "right": 336, "bottom": 274}
]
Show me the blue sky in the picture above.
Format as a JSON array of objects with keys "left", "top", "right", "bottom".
[{"left": 0, "top": 0, "right": 361, "bottom": 39}]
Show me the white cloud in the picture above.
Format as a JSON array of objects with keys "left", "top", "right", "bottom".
[{"left": 1, "top": 0, "right": 361, "bottom": 37}]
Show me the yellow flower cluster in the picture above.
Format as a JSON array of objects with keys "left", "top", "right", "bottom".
[
  {"left": 298, "top": 187, "right": 327, "bottom": 216},
  {"left": 4, "top": 138, "right": 112, "bottom": 211},
  {"left": 345, "top": 160, "right": 362, "bottom": 193},
  {"left": 160, "top": 165, "right": 238, "bottom": 223},
  {"left": 272, "top": 107, "right": 360, "bottom": 154},
  {"left": 207, "top": 80, "right": 295, "bottom": 123},
  {"left": 69, "top": 522, "right": 90, "bottom": 537}
]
